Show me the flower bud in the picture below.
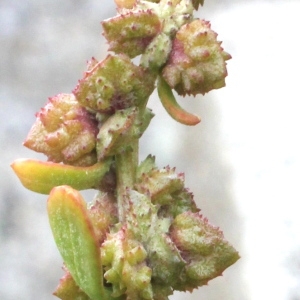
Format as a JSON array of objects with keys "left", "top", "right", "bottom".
[
  {"left": 101, "top": 226, "right": 153, "bottom": 299},
  {"left": 102, "top": 10, "right": 161, "bottom": 58},
  {"left": 102, "top": 0, "right": 194, "bottom": 63},
  {"left": 73, "top": 55, "right": 155, "bottom": 113},
  {"left": 135, "top": 164, "right": 184, "bottom": 204},
  {"left": 96, "top": 107, "right": 154, "bottom": 160},
  {"left": 162, "top": 19, "right": 231, "bottom": 96},
  {"left": 170, "top": 212, "right": 240, "bottom": 289},
  {"left": 88, "top": 193, "right": 118, "bottom": 245},
  {"left": 24, "top": 93, "right": 98, "bottom": 166}
]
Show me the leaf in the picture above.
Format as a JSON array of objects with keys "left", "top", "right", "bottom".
[
  {"left": 47, "top": 186, "right": 106, "bottom": 300},
  {"left": 157, "top": 76, "right": 200, "bottom": 126},
  {"left": 11, "top": 158, "right": 111, "bottom": 194}
]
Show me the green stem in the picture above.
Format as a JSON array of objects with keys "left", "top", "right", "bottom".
[{"left": 115, "top": 138, "right": 139, "bottom": 223}]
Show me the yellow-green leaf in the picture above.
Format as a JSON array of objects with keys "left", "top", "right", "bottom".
[
  {"left": 11, "top": 158, "right": 111, "bottom": 194},
  {"left": 47, "top": 186, "right": 105, "bottom": 300}
]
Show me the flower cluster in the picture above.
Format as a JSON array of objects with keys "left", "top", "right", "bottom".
[
  {"left": 51, "top": 157, "right": 239, "bottom": 300},
  {"left": 73, "top": 55, "right": 156, "bottom": 113},
  {"left": 24, "top": 93, "right": 98, "bottom": 166},
  {"left": 12, "top": 0, "right": 238, "bottom": 299},
  {"left": 23, "top": 0, "right": 231, "bottom": 164},
  {"left": 162, "top": 19, "right": 231, "bottom": 95}
]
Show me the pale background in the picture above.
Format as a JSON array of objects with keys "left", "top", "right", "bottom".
[{"left": 1, "top": 0, "right": 300, "bottom": 299}]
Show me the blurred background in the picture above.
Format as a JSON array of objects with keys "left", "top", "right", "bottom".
[{"left": 1, "top": 0, "right": 300, "bottom": 299}]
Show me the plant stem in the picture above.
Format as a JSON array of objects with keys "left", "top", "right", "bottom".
[{"left": 115, "top": 138, "right": 139, "bottom": 223}]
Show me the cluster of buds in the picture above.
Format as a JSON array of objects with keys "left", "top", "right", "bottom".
[
  {"left": 24, "top": 93, "right": 98, "bottom": 166},
  {"left": 12, "top": 0, "right": 238, "bottom": 299},
  {"left": 162, "top": 19, "right": 231, "bottom": 96},
  {"left": 48, "top": 157, "right": 238, "bottom": 300}
]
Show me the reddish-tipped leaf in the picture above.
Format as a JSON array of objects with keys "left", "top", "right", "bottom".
[{"left": 47, "top": 186, "right": 106, "bottom": 300}]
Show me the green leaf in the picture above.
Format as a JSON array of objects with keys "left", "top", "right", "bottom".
[
  {"left": 157, "top": 76, "right": 200, "bottom": 126},
  {"left": 47, "top": 186, "right": 106, "bottom": 300},
  {"left": 11, "top": 158, "right": 112, "bottom": 194}
]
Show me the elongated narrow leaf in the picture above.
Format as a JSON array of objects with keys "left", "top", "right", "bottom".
[
  {"left": 47, "top": 186, "right": 105, "bottom": 300},
  {"left": 157, "top": 76, "right": 200, "bottom": 126},
  {"left": 11, "top": 158, "right": 111, "bottom": 194}
]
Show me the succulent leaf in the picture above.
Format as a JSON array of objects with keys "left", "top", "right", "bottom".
[
  {"left": 47, "top": 186, "right": 106, "bottom": 300},
  {"left": 11, "top": 158, "right": 112, "bottom": 194},
  {"left": 24, "top": 93, "right": 98, "bottom": 166},
  {"left": 157, "top": 75, "right": 201, "bottom": 125}
]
